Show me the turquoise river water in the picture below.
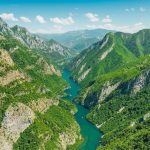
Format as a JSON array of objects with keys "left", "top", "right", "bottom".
[{"left": 62, "top": 69, "right": 102, "bottom": 150}]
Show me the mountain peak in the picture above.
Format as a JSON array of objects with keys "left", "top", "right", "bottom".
[{"left": 0, "top": 17, "right": 14, "bottom": 36}]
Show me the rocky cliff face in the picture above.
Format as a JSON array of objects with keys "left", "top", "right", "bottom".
[
  {"left": 36, "top": 57, "right": 61, "bottom": 76},
  {"left": 0, "top": 18, "right": 72, "bottom": 61},
  {"left": 11, "top": 25, "right": 72, "bottom": 58},
  {"left": 0, "top": 103, "right": 35, "bottom": 150},
  {"left": 79, "top": 67, "right": 150, "bottom": 108}
]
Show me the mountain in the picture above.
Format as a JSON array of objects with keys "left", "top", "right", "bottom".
[
  {"left": 0, "top": 18, "right": 14, "bottom": 36},
  {"left": 0, "top": 18, "right": 72, "bottom": 64},
  {"left": 68, "top": 29, "right": 150, "bottom": 149},
  {"left": 69, "top": 30, "right": 150, "bottom": 86},
  {"left": 0, "top": 18, "right": 81, "bottom": 150},
  {"left": 38, "top": 29, "right": 112, "bottom": 52}
]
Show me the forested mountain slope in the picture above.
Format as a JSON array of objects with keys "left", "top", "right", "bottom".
[
  {"left": 0, "top": 18, "right": 81, "bottom": 150},
  {"left": 69, "top": 30, "right": 150, "bottom": 87},
  {"left": 68, "top": 29, "right": 150, "bottom": 149}
]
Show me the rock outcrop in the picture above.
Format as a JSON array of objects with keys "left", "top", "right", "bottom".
[
  {"left": 0, "top": 70, "right": 25, "bottom": 86},
  {"left": 0, "top": 49, "right": 14, "bottom": 66},
  {"left": 0, "top": 103, "right": 35, "bottom": 150},
  {"left": 29, "top": 98, "right": 59, "bottom": 113}
]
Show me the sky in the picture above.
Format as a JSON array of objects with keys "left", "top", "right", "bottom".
[{"left": 0, "top": 0, "right": 149, "bottom": 34}]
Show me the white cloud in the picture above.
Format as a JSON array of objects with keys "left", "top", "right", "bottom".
[
  {"left": 0, "top": 13, "right": 18, "bottom": 21},
  {"left": 116, "top": 23, "right": 144, "bottom": 33},
  {"left": 86, "top": 24, "right": 97, "bottom": 29},
  {"left": 86, "top": 22, "right": 145, "bottom": 33},
  {"left": 125, "top": 8, "right": 129, "bottom": 12},
  {"left": 131, "top": 8, "right": 135, "bottom": 11},
  {"left": 102, "top": 15, "right": 112, "bottom": 23},
  {"left": 50, "top": 16, "right": 74, "bottom": 25},
  {"left": 36, "top": 15, "right": 46, "bottom": 23},
  {"left": 29, "top": 25, "right": 64, "bottom": 34},
  {"left": 125, "top": 8, "right": 135, "bottom": 12},
  {"left": 139, "top": 7, "right": 146, "bottom": 12},
  {"left": 134, "top": 22, "right": 144, "bottom": 29},
  {"left": 85, "top": 12, "right": 99, "bottom": 22},
  {"left": 20, "top": 16, "right": 31, "bottom": 23},
  {"left": 125, "top": 7, "right": 146, "bottom": 13},
  {"left": 53, "top": 25, "right": 63, "bottom": 32},
  {"left": 99, "top": 23, "right": 114, "bottom": 30},
  {"left": 115, "top": 22, "right": 144, "bottom": 33}
]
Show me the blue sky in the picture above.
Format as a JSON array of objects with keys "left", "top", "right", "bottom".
[{"left": 0, "top": 0, "right": 149, "bottom": 33}]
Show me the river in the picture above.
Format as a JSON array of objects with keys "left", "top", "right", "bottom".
[{"left": 62, "top": 69, "right": 102, "bottom": 150}]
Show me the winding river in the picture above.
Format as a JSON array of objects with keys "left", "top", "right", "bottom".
[{"left": 62, "top": 69, "right": 102, "bottom": 150}]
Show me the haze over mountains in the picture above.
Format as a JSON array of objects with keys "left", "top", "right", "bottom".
[{"left": 38, "top": 29, "right": 112, "bottom": 52}]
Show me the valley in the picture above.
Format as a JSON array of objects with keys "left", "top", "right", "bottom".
[
  {"left": 62, "top": 69, "right": 102, "bottom": 150},
  {"left": 0, "top": 16, "right": 150, "bottom": 150}
]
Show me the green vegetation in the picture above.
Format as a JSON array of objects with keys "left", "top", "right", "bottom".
[
  {"left": 13, "top": 105, "right": 80, "bottom": 150},
  {"left": 0, "top": 31, "right": 81, "bottom": 150},
  {"left": 97, "top": 119, "right": 150, "bottom": 150},
  {"left": 69, "top": 30, "right": 150, "bottom": 87},
  {"left": 68, "top": 29, "right": 150, "bottom": 150},
  {"left": 59, "top": 100, "right": 78, "bottom": 114},
  {"left": 0, "top": 36, "right": 66, "bottom": 125}
]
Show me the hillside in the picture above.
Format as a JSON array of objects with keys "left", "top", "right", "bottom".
[
  {"left": 68, "top": 29, "right": 150, "bottom": 149},
  {"left": 0, "top": 20, "right": 82, "bottom": 150},
  {"left": 69, "top": 30, "right": 150, "bottom": 87},
  {"left": 38, "top": 29, "right": 112, "bottom": 52}
]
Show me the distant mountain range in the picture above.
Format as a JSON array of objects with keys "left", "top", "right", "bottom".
[{"left": 38, "top": 29, "right": 112, "bottom": 52}]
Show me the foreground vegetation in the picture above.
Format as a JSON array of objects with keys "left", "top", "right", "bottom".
[{"left": 0, "top": 33, "right": 81, "bottom": 149}]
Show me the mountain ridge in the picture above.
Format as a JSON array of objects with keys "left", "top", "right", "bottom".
[{"left": 0, "top": 18, "right": 72, "bottom": 64}]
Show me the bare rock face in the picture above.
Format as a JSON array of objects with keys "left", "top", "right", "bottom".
[
  {"left": 131, "top": 70, "right": 150, "bottom": 94},
  {"left": 59, "top": 132, "right": 76, "bottom": 150},
  {"left": 98, "top": 81, "right": 120, "bottom": 102},
  {"left": 0, "top": 131, "right": 12, "bottom": 150},
  {"left": 11, "top": 25, "right": 71, "bottom": 57},
  {"left": 0, "top": 49, "right": 14, "bottom": 66},
  {"left": 29, "top": 98, "right": 59, "bottom": 113},
  {"left": 78, "top": 68, "right": 91, "bottom": 82},
  {"left": 144, "top": 112, "right": 150, "bottom": 121},
  {"left": 59, "top": 126, "right": 79, "bottom": 150},
  {"left": 0, "top": 70, "right": 25, "bottom": 86},
  {"left": 78, "top": 63, "right": 86, "bottom": 75},
  {"left": 0, "top": 103, "right": 35, "bottom": 150},
  {"left": 49, "top": 64, "right": 61, "bottom": 76},
  {"left": 100, "top": 43, "right": 114, "bottom": 61},
  {"left": 37, "top": 57, "right": 61, "bottom": 76}
]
